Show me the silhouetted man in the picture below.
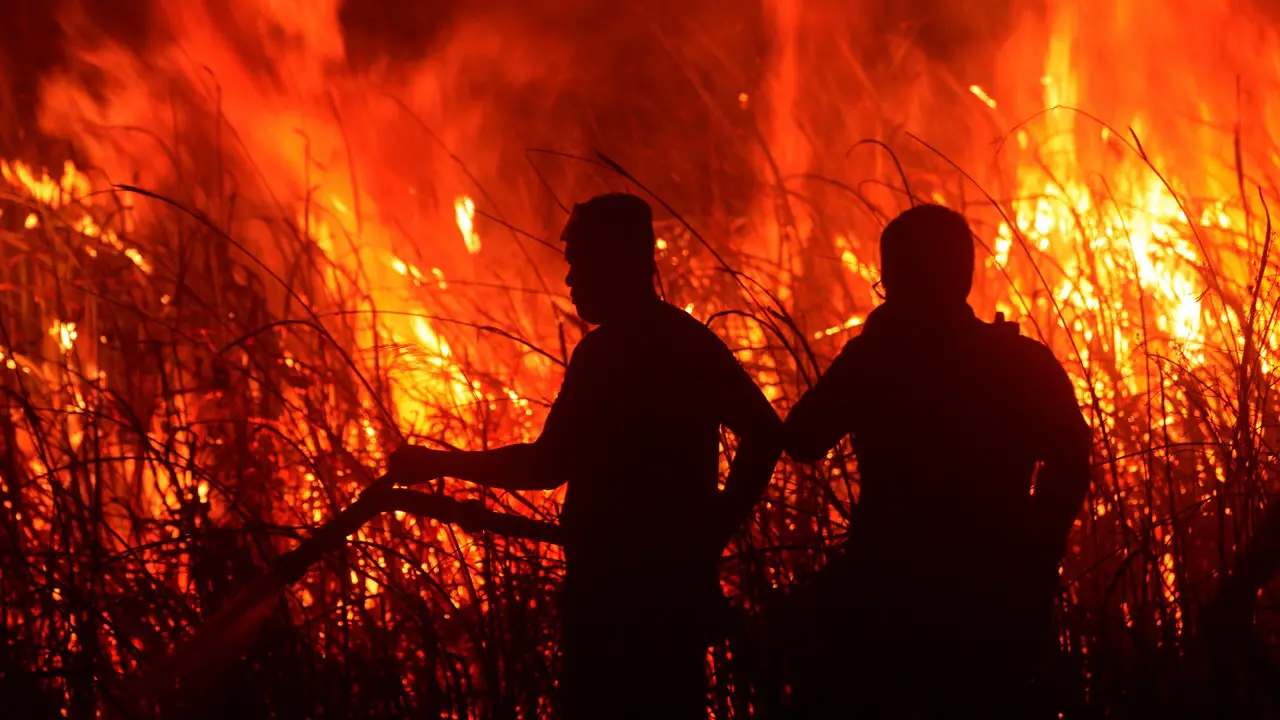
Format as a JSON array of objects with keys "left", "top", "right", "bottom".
[
  {"left": 783, "top": 204, "right": 1092, "bottom": 717},
  {"left": 388, "top": 194, "right": 782, "bottom": 719}
]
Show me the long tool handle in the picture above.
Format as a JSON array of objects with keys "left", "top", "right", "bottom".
[
  {"left": 276, "top": 485, "right": 563, "bottom": 584},
  {"left": 132, "top": 478, "right": 562, "bottom": 713}
]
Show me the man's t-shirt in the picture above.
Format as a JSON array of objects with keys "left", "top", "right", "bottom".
[
  {"left": 789, "top": 302, "right": 1091, "bottom": 607},
  {"left": 538, "top": 300, "right": 776, "bottom": 605}
]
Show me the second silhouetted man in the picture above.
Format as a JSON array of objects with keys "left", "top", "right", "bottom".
[{"left": 784, "top": 204, "right": 1092, "bottom": 718}]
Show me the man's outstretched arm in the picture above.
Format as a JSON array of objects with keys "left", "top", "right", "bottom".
[
  {"left": 387, "top": 332, "right": 607, "bottom": 492},
  {"left": 389, "top": 442, "right": 564, "bottom": 491},
  {"left": 783, "top": 339, "right": 862, "bottom": 463}
]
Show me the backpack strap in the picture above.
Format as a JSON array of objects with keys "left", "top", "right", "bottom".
[{"left": 992, "top": 311, "right": 1020, "bottom": 336}]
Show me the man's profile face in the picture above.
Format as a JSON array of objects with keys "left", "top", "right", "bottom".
[{"left": 563, "top": 230, "right": 616, "bottom": 325}]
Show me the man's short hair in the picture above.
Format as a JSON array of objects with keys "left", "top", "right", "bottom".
[
  {"left": 879, "top": 204, "right": 975, "bottom": 302},
  {"left": 562, "top": 193, "right": 657, "bottom": 275}
]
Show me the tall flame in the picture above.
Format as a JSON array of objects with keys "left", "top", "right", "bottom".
[{"left": 454, "top": 196, "right": 481, "bottom": 255}]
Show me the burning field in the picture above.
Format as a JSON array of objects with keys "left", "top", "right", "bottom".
[{"left": 2, "top": 0, "right": 1280, "bottom": 716}]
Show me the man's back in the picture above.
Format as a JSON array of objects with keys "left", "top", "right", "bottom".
[
  {"left": 785, "top": 301, "right": 1090, "bottom": 716},
  {"left": 782, "top": 205, "right": 1092, "bottom": 716},
  {"left": 842, "top": 304, "right": 1083, "bottom": 588}
]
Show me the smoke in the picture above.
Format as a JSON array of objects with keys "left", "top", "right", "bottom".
[
  {"left": 14, "top": 0, "right": 1278, "bottom": 253},
  {"left": 8, "top": 1, "right": 1027, "bottom": 215}
]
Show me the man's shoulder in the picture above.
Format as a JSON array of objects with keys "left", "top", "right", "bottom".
[
  {"left": 652, "top": 301, "right": 728, "bottom": 343},
  {"left": 995, "top": 323, "right": 1056, "bottom": 357},
  {"left": 648, "top": 303, "right": 754, "bottom": 377},
  {"left": 575, "top": 304, "right": 730, "bottom": 359},
  {"left": 977, "top": 319, "right": 1071, "bottom": 379},
  {"left": 568, "top": 326, "right": 615, "bottom": 367}
]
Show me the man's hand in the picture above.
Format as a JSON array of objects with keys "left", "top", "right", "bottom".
[{"left": 387, "top": 443, "right": 444, "bottom": 486}]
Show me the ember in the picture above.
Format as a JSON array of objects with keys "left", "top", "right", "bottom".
[{"left": 1, "top": 0, "right": 1279, "bottom": 717}]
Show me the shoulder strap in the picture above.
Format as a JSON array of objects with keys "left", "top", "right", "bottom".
[{"left": 992, "top": 311, "right": 1020, "bottom": 337}]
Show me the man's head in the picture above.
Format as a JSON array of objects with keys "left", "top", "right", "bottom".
[
  {"left": 878, "top": 204, "right": 975, "bottom": 307},
  {"left": 561, "top": 193, "right": 658, "bottom": 324}
]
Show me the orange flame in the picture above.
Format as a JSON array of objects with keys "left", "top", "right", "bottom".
[
  {"left": 8, "top": 0, "right": 1280, "bottom": 708},
  {"left": 454, "top": 196, "right": 481, "bottom": 255}
]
